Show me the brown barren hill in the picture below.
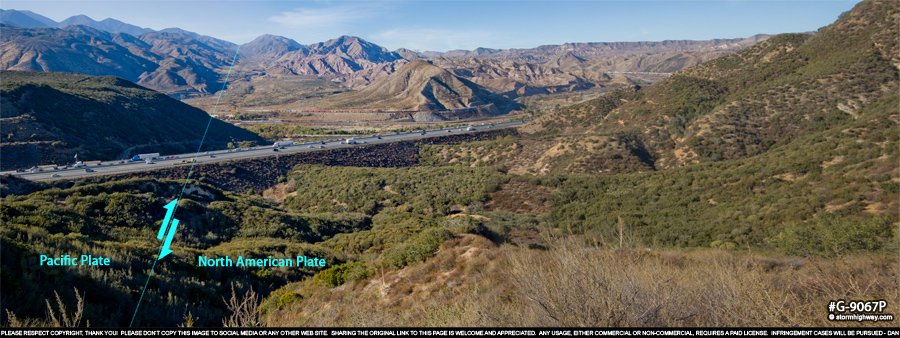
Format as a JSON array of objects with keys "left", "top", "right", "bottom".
[{"left": 297, "top": 60, "right": 516, "bottom": 114}]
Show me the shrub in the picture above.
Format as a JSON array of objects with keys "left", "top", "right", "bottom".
[
  {"left": 770, "top": 215, "right": 894, "bottom": 257},
  {"left": 314, "top": 262, "right": 371, "bottom": 288},
  {"left": 382, "top": 228, "right": 453, "bottom": 268},
  {"left": 275, "top": 291, "right": 302, "bottom": 309}
]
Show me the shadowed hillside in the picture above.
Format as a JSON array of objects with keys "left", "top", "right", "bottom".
[{"left": 0, "top": 71, "right": 263, "bottom": 170}]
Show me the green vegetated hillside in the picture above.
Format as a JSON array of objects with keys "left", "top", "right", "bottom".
[
  {"left": 6, "top": 159, "right": 893, "bottom": 326},
  {"left": 419, "top": 0, "right": 899, "bottom": 249},
  {"left": 0, "top": 71, "right": 263, "bottom": 170},
  {"left": 423, "top": 0, "right": 898, "bottom": 173},
  {"left": 0, "top": 165, "right": 539, "bottom": 326},
  {"left": 0, "top": 178, "right": 369, "bottom": 326}
]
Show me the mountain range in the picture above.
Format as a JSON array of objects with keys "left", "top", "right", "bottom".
[
  {"left": 0, "top": 9, "right": 768, "bottom": 108},
  {"left": 0, "top": 9, "right": 152, "bottom": 35}
]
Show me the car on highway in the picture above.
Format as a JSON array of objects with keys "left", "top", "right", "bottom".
[
  {"left": 51, "top": 173, "right": 61, "bottom": 178},
  {"left": 84, "top": 168, "right": 95, "bottom": 173}
]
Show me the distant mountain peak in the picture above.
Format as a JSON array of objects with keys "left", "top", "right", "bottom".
[
  {"left": 158, "top": 27, "right": 194, "bottom": 35},
  {"left": 254, "top": 33, "right": 283, "bottom": 40},
  {"left": 99, "top": 18, "right": 126, "bottom": 24},
  {"left": 58, "top": 14, "right": 99, "bottom": 26},
  {"left": 58, "top": 13, "right": 152, "bottom": 36},
  {"left": 395, "top": 48, "right": 424, "bottom": 60},
  {"left": 68, "top": 14, "right": 93, "bottom": 20},
  {"left": 472, "top": 47, "right": 500, "bottom": 55},
  {"left": 240, "top": 34, "right": 306, "bottom": 60},
  {"left": 334, "top": 35, "right": 363, "bottom": 42},
  {"left": 145, "top": 28, "right": 237, "bottom": 51},
  {"left": 248, "top": 34, "right": 300, "bottom": 44},
  {"left": 0, "top": 9, "right": 57, "bottom": 28},
  {"left": 318, "top": 35, "right": 375, "bottom": 50},
  {"left": 309, "top": 35, "right": 401, "bottom": 63}
]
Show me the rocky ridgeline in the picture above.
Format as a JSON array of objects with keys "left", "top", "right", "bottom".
[{"left": 85, "top": 129, "right": 517, "bottom": 193}]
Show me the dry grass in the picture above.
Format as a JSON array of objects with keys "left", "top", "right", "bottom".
[
  {"left": 5, "top": 288, "right": 88, "bottom": 328},
  {"left": 263, "top": 234, "right": 511, "bottom": 326},
  {"left": 262, "top": 235, "right": 899, "bottom": 327},
  {"left": 507, "top": 240, "right": 898, "bottom": 327},
  {"left": 222, "top": 283, "right": 262, "bottom": 328}
]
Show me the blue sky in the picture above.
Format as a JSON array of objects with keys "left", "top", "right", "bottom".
[{"left": 3, "top": 0, "right": 859, "bottom": 51}]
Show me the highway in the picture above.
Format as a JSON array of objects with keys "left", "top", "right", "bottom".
[{"left": 3, "top": 120, "right": 524, "bottom": 182}]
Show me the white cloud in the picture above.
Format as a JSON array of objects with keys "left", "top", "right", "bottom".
[
  {"left": 268, "top": 4, "right": 379, "bottom": 28},
  {"left": 372, "top": 28, "right": 500, "bottom": 52}
]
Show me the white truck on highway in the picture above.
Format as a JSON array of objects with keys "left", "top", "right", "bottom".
[
  {"left": 131, "top": 153, "right": 160, "bottom": 161},
  {"left": 343, "top": 138, "right": 358, "bottom": 144},
  {"left": 273, "top": 141, "right": 295, "bottom": 149}
]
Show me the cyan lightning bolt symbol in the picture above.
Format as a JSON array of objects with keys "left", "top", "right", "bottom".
[
  {"left": 156, "top": 199, "right": 179, "bottom": 260},
  {"left": 131, "top": 46, "right": 241, "bottom": 328}
]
